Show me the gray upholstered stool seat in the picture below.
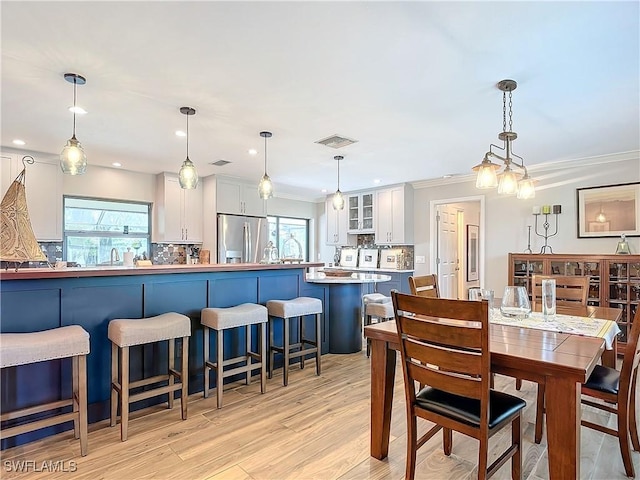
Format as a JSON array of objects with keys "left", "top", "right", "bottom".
[
  {"left": 201, "top": 303, "right": 268, "bottom": 408},
  {"left": 267, "top": 297, "right": 323, "bottom": 386},
  {"left": 108, "top": 312, "right": 190, "bottom": 441},
  {"left": 362, "top": 293, "right": 391, "bottom": 305},
  {"left": 0, "top": 325, "right": 90, "bottom": 456},
  {"left": 364, "top": 301, "right": 395, "bottom": 357}
]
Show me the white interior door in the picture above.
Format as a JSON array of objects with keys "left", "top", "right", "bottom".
[{"left": 436, "top": 204, "right": 460, "bottom": 299}]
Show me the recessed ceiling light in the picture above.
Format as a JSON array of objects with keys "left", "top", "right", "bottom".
[
  {"left": 248, "top": 149, "right": 258, "bottom": 155},
  {"left": 443, "top": 174, "right": 453, "bottom": 178},
  {"left": 69, "top": 106, "right": 87, "bottom": 114},
  {"left": 175, "top": 130, "right": 186, "bottom": 137},
  {"left": 112, "top": 162, "right": 122, "bottom": 167},
  {"left": 373, "top": 179, "right": 381, "bottom": 184},
  {"left": 12, "top": 139, "right": 26, "bottom": 146},
  {"left": 321, "top": 189, "right": 327, "bottom": 193}
]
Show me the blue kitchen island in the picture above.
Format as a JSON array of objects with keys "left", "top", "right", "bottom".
[{"left": 1, "top": 262, "right": 333, "bottom": 449}]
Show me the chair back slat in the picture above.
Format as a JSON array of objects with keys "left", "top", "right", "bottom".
[
  {"left": 403, "top": 338, "right": 483, "bottom": 378},
  {"left": 531, "top": 275, "right": 589, "bottom": 310},
  {"left": 408, "top": 274, "right": 440, "bottom": 298},
  {"left": 399, "top": 314, "right": 483, "bottom": 349},
  {"left": 392, "top": 291, "right": 490, "bottom": 413},
  {"left": 407, "top": 362, "right": 483, "bottom": 399}
]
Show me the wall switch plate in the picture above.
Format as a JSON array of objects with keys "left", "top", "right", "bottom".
[{"left": 415, "top": 255, "right": 426, "bottom": 264}]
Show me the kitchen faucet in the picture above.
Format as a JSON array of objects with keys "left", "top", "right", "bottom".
[{"left": 110, "top": 248, "right": 120, "bottom": 266}]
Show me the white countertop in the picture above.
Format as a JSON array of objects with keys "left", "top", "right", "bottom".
[
  {"left": 323, "top": 266, "right": 414, "bottom": 274},
  {"left": 305, "top": 270, "right": 392, "bottom": 284}
]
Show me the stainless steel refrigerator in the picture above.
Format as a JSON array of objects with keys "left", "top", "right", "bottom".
[{"left": 217, "top": 214, "right": 269, "bottom": 263}]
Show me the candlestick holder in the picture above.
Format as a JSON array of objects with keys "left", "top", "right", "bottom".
[
  {"left": 524, "top": 226, "right": 532, "bottom": 254},
  {"left": 533, "top": 205, "right": 561, "bottom": 253}
]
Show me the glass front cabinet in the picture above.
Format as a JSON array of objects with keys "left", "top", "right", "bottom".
[{"left": 509, "top": 253, "right": 640, "bottom": 351}]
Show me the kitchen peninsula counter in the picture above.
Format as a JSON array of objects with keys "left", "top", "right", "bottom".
[{"left": 0, "top": 261, "right": 324, "bottom": 280}]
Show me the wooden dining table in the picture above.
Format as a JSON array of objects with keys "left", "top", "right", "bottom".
[{"left": 364, "top": 304, "right": 622, "bottom": 480}]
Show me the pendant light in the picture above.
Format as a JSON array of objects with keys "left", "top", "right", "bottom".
[
  {"left": 258, "top": 131, "right": 273, "bottom": 199},
  {"left": 473, "top": 79, "right": 535, "bottom": 199},
  {"left": 60, "top": 73, "right": 87, "bottom": 175},
  {"left": 178, "top": 106, "right": 198, "bottom": 189},
  {"left": 332, "top": 155, "right": 345, "bottom": 210}
]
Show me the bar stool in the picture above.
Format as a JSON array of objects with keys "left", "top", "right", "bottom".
[
  {"left": 201, "top": 303, "right": 268, "bottom": 409},
  {"left": 267, "top": 297, "right": 322, "bottom": 386},
  {"left": 0, "top": 325, "right": 90, "bottom": 456},
  {"left": 108, "top": 312, "right": 190, "bottom": 441},
  {"left": 364, "top": 301, "right": 395, "bottom": 357}
]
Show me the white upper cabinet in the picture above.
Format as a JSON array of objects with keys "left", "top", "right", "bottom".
[
  {"left": 326, "top": 197, "right": 348, "bottom": 246},
  {"left": 2, "top": 153, "right": 63, "bottom": 241},
  {"left": 347, "top": 191, "right": 374, "bottom": 233},
  {"left": 375, "top": 184, "right": 414, "bottom": 245},
  {"left": 216, "top": 177, "right": 266, "bottom": 216},
  {"left": 154, "top": 173, "right": 203, "bottom": 243}
]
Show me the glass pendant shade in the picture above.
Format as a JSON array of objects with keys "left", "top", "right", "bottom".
[
  {"left": 60, "top": 73, "right": 87, "bottom": 175},
  {"left": 332, "top": 189, "right": 345, "bottom": 210},
  {"left": 516, "top": 174, "right": 535, "bottom": 199},
  {"left": 258, "top": 173, "right": 273, "bottom": 199},
  {"left": 473, "top": 158, "right": 499, "bottom": 189},
  {"left": 179, "top": 157, "right": 198, "bottom": 189},
  {"left": 60, "top": 136, "right": 87, "bottom": 175},
  {"left": 258, "top": 131, "right": 274, "bottom": 199},
  {"left": 497, "top": 165, "right": 519, "bottom": 195},
  {"left": 178, "top": 107, "right": 198, "bottom": 189}
]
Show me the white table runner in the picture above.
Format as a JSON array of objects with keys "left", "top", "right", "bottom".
[{"left": 491, "top": 311, "right": 621, "bottom": 349}]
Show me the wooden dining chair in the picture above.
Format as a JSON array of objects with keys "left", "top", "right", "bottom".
[
  {"left": 408, "top": 274, "right": 439, "bottom": 298},
  {"left": 391, "top": 291, "right": 525, "bottom": 480},
  {"left": 524, "top": 275, "right": 590, "bottom": 443},
  {"left": 530, "top": 274, "right": 589, "bottom": 310},
  {"left": 580, "top": 307, "right": 640, "bottom": 478}
]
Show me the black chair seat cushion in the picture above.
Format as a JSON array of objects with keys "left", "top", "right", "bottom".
[
  {"left": 584, "top": 364, "right": 619, "bottom": 395},
  {"left": 415, "top": 387, "right": 526, "bottom": 429}
]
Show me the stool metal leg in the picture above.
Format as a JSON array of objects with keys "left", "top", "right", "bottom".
[
  {"left": 315, "top": 313, "right": 322, "bottom": 376},
  {"left": 181, "top": 336, "right": 188, "bottom": 420},
  {"left": 203, "top": 326, "right": 210, "bottom": 398},
  {"left": 260, "top": 322, "right": 267, "bottom": 394},
  {"left": 168, "top": 338, "right": 175, "bottom": 410},
  {"left": 110, "top": 342, "right": 118, "bottom": 427},
  {"left": 120, "top": 346, "right": 130, "bottom": 442},
  {"left": 78, "top": 354, "right": 88, "bottom": 456},
  {"left": 246, "top": 325, "right": 252, "bottom": 385},
  {"left": 216, "top": 328, "right": 224, "bottom": 409},
  {"left": 283, "top": 316, "right": 290, "bottom": 387}
]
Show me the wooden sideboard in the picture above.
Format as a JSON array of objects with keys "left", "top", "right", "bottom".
[{"left": 508, "top": 253, "right": 640, "bottom": 350}]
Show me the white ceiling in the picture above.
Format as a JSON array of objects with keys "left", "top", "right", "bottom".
[{"left": 2, "top": 1, "right": 639, "bottom": 200}]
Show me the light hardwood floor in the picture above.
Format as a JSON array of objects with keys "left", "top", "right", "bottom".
[{"left": 1, "top": 351, "right": 636, "bottom": 479}]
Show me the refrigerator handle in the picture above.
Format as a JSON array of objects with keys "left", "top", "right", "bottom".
[{"left": 243, "top": 222, "right": 251, "bottom": 262}]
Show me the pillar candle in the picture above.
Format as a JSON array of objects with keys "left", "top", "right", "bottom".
[
  {"left": 542, "top": 205, "right": 551, "bottom": 214},
  {"left": 553, "top": 205, "right": 562, "bottom": 214},
  {"left": 532, "top": 206, "right": 541, "bottom": 215}
]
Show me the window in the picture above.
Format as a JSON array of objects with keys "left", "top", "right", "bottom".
[
  {"left": 64, "top": 196, "right": 151, "bottom": 267},
  {"left": 267, "top": 216, "right": 309, "bottom": 261}
]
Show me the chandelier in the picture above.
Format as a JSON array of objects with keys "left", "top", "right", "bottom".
[{"left": 473, "top": 79, "right": 535, "bottom": 199}]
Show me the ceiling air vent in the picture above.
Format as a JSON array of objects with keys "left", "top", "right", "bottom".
[
  {"left": 315, "top": 134, "right": 358, "bottom": 149},
  {"left": 209, "top": 159, "right": 231, "bottom": 167}
]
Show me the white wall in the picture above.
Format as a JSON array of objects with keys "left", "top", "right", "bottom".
[{"left": 413, "top": 154, "right": 640, "bottom": 294}]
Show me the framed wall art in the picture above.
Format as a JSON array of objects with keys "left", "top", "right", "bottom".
[
  {"left": 466, "top": 224, "right": 479, "bottom": 282},
  {"left": 577, "top": 182, "right": 640, "bottom": 238}
]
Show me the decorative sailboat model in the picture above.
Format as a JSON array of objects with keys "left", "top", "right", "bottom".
[{"left": 1, "top": 156, "right": 47, "bottom": 271}]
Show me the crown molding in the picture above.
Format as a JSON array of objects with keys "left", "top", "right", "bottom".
[{"left": 411, "top": 150, "right": 639, "bottom": 190}]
